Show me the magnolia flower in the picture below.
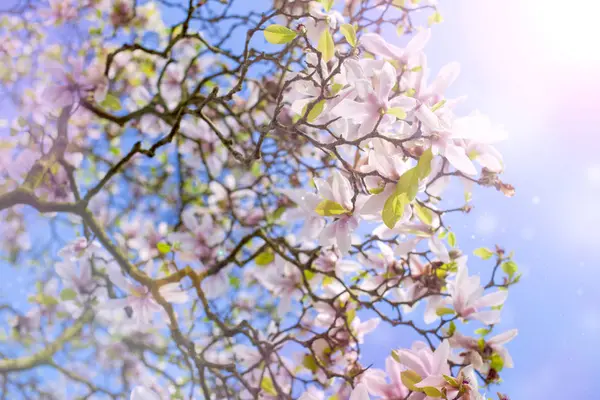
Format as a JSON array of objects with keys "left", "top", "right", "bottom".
[
  {"left": 305, "top": 1, "right": 345, "bottom": 45},
  {"left": 41, "top": 59, "right": 107, "bottom": 108},
  {"left": 159, "top": 62, "right": 185, "bottom": 110},
  {"left": 253, "top": 255, "right": 303, "bottom": 317},
  {"left": 361, "top": 29, "right": 431, "bottom": 68},
  {"left": 450, "top": 329, "right": 518, "bottom": 374},
  {"left": 416, "top": 106, "right": 507, "bottom": 176},
  {"left": 395, "top": 340, "right": 451, "bottom": 395},
  {"left": 350, "top": 383, "right": 371, "bottom": 400},
  {"left": 105, "top": 263, "right": 189, "bottom": 328},
  {"left": 335, "top": 61, "right": 416, "bottom": 136},
  {"left": 313, "top": 170, "right": 360, "bottom": 254},
  {"left": 363, "top": 356, "right": 409, "bottom": 399},
  {"left": 445, "top": 264, "right": 508, "bottom": 325}
]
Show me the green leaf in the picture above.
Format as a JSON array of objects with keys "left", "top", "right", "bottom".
[
  {"left": 38, "top": 295, "right": 58, "bottom": 307},
  {"left": 60, "top": 288, "right": 77, "bottom": 301},
  {"left": 423, "top": 387, "right": 442, "bottom": 397},
  {"left": 101, "top": 93, "right": 121, "bottom": 111},
  {"left": 490, "top": 353, "right": 505, "bottom": 372},
  {"left": 156, "top": 242, "right": 171, "bottom": 254},
  {"left": 391, "top": 152, "right": 433, "bottom": 206},
  {"left": 382, "top": 192, "right": 409, "bottom": 229},
  {"left": 304, "top": 269, "right": 315, "bottom": 281},
  {"left": 260, "top": 376, "right": 277, "bottom": 396},
  {"left": 320, "top": 0, "right": 334, "bottom": 12},
  {"left": 436, "top": 307, "right": 455, "bottom": 317},
  {"left": 264, "top": 24, "right": 297, "bottom": 44},
  {"left": 447, "top": 320, "right": 456, "bottom": 336},
  {"left": 250, "top": 162, "right": 261, "bottom": 177},
  {"left": 318, "top": 29, "right": 335, "bottom": 62},
  {"left": 387, "top": 107, "right": 407, "bottom": 120},
  {"left": 331, "top": 82, "right": 344, "bottom": 95},
  {"left": 315, "top": 199, "right": 348, "bottom": 216},
  {"left": 302, "top": 354, "right": 319, "bottom": 373},
  {"left": 255, "top": 251, "right": 275, "bottom": 266},
  {"left": 474, "top": 247, "right": 494, "bottom": 260},
  {"left": 322, "top": 276, "right": 334, "bottom": 286},
  {"left": 414, "top": 203, "right": 434, "bottom": 225},
  {"left": 346, "top": 308, "right": 356, "bottom": 325},
  {"left": 229, "top": 275, "right": 240, "bottom": 289},
  {"left": 447, "top": 232, "right": 456, "bottom": 248},
  {"left": 443, "top": 374, "right": 459, "bottom": 387},
  {"left": 340, "top": 23, "right": 357, "bottom": 47},
  {"left": 502, "top": 260, "right": 518, "bottom": 278},
  {"left": 391, "top": 350, "right": 401, "bottom": 363},
  {"left": 475, "top": 327, "right": 491, "bottom": 336},
  {"left": 401, "top": 370, "right": 422, "bottom": 392},
  {"left": 428, "top": 11, "right": 443, "bottom": 25},
  {"left": 307, "top": 99, "right": 326, "bottom": 122}
]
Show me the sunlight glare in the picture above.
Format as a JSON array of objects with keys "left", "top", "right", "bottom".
[{"left": 525, "top": 0, "right": 600, "bottom": 64}]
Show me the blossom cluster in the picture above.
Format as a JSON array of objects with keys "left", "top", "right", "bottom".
[{"left": 0, "top": 1, "right": 517, "bottom": 399}]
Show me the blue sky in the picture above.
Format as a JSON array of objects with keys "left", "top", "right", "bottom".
[{"left": 2, "top": 1, "right": 600, "bottom": 399}]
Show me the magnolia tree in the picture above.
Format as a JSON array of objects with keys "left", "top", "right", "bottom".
[{"left": 0, "top": 0, "right": 520, "bottom": 399}]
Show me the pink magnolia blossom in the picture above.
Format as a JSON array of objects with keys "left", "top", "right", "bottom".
[
  {"left": 105, "top": 263, "right": 189, "bottom": 329},
  {"left": 314, "top": 170, "right": 360, "bottom": 254},
  {"left": 363, "top": 356, "right": 409, "bottom": 399},
  {"left": 395, "top": 340, "right": 451, "bottom": 397},
  {"left": 447, "top": 264, "right": 509, "bottom": 325},
  {"left": 334, "top": 61, "right": 416, "bottom": 136}
]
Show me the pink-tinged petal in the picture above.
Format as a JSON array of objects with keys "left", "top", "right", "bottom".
[
  {"left": 355, "top": 317, "right": 381, "bottom": 340},
  {"left": 354, "top": 79, "right": 372, "bottom": 100},
  {"left": 395, "top": 350, "right": 427, "bottom": 376},
  {"left": 377, "top": 62, "right": 397, "bottom": 102},
  {"left": 470, "top": 310, "right": 502, "bottom": 325},
  {"left": 385, "top": 356, "right": 405, "bottom": 390},
  {"left": 299, "top": 216, "right": 326, "bottom": 240},
  {"left": 363, "top": 369, "right": 390, "bottom": 397},
  {"left": 42, "top": 85, "right": 74, "bottom": 107},
  {"left": 332, "top": 170, "right": 353, "bottom": 209},
  {"left": 101, "top": 298, "right": 129, "bottom": 311},
  {"left": 291, "top": 97, "right": 314, "bottom": 116},
  {"left": 428, "top": 62, "right": 460, "bottom": 96},
  {"left": 334, "top": 99, "right": 370, "bottom": 119},
  {"left": 358, "top": 114, "right": 379, "bottom": 136},
  {"left": 130, "top": 386, "right": 161, "bottom": 400},
  {"left": 497, "top": 347, "right": 514, "bottom": 368},
  {"left": 361, "top": 33, "right": 403, "bottom": 60},
  {"left": 336, "top": 260, "right": 361, "bottom": 274},
  {"left": 474, "top": 290, "right": 508, "bottom": 309},
  {"left": 415, "top": 105, "right": 441, "bottom": 131},
  {"left": 314, "top": 177, "right": 335, "bottom": 201},
  {"left": 318, "top": 223, "right": 337, "bottom": 247},
  {"left": 443, "top": 144, "right": 477, "bottom": 176},
  {"left": 431, "top": 340, "right": 450, "bottom": 373},
  {"left": 158, "top": 283, "right": 189, "bottom": 304},
  {"left": 388, "top": 95, "right": 417, "bottom": 111},
  {"left": 414, "top": 375, "right": 446, "bottom": 389},
  {"left": 350, "top": 383, "right": 371, "bottom": 400},
  {"left": 335, "top": 221, "right": 352, "bottom": 255},
  {"left": 106, "top": 264, "right": 130, "bottom": 292},
  {"left": 344, "top": 58, "right": 365, "bottom": 82},
  {"left": 428, "top": 236, "right": 450, "bottom": 263},
  {"left": 405, "top": 29, "right": 431, "bottom": 55},
  {"left": 277, "top": 294, "right": 292, "bottom": 317},
  {"left": 203, "top": 273, "right": 229, "bottom": 299},
  {"left": 488, "top": 329, "right": 518, "bottom": 346}
]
